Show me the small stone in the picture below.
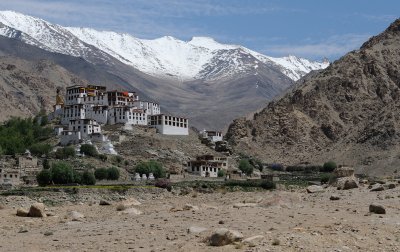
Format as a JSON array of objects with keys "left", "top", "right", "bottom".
[
  {"left": 119, "top": 208, "right": 142, "bottom": 215},
  {"left": 387, "top": 183, "right": 396, "bottom": 189},
  {"left": 330, "top": 195, "right": 340, "bottom": 201},
  {"left": 218, "top": 220, "right": 225, "bottom": 224},
  {"left": 44, "top": 231, "right": 54, "bottom": 236},
  {"left": 69, "top": 211, "right": 85, "bottom": 221},
  {"left": 183, "top": 204, "right": 199, "bottom": 211},
  {"left": 187, "top": 226, "right": 208, "bottom": 234},
  {"left": 369, "top": 203, "right": 386, "bottom": 214},
  {"left": 233, "top": 203, "right": 258, "bottom": 208},
  {"left": 209, "top": 228, "right": 243, "bottom": 246},
  {"left": 370, "top": 184, "right": 384, "bottom": 192},
  {"left": 99, "top": 200, "right": 112, "bottom": 206},
  {"left": 18, "top": 228, "right": 28, "bottom": 233}
]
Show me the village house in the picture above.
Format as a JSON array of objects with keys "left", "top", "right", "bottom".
[
  {"left": 200, "top": 130, "right": 223, "bottom": 143},
  {"left": 187, "top": 154, "right": 228, "bottom": 177},
  {"left": 0, "top": 151, "right": 41, "bottom": 186}
]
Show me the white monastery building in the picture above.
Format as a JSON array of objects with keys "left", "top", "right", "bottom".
[{"left": 50, "top": 84, "right": 189, "bottom": 145}]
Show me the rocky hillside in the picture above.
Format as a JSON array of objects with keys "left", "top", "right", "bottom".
[
  {"left": 0, "top": 55, "right": 90, "bottom": 121},
  {"left": 226, "top": 18, "right": 400, "bottom": 176}
]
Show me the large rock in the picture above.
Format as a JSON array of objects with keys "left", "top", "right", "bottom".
[
  {"left": 28, "top": 203, "right": 46, "bottom": 217},
  {"left": 116, "top": 198, "right": 142, "bottom": 211},
  {"left": 209, "top": 228, "right": 243, "bottom": 246},
  {"left": 306, "top": 185, "right": 324, "bottom": 193},
  {"left": 339, "top": 177, "right": 359, "bottom": 190},
  {"left": 16, "top": 208, "right": 29, "bottom": 217},
  {"left": 369, "top": 203, "right": 386, "bottom": 214},
  {"left": 370, "top": 184, "right": 384, "bottom": 192}
]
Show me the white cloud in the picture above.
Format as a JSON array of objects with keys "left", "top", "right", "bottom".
[{"left": 261, "top": 34, "right": 371, "bottom": 60}]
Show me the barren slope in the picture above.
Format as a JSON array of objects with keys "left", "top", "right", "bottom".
[{"left": 226, "top": 18, "right": 400, "bottom": 176}]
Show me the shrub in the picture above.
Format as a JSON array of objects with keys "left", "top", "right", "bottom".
[
  {"left": 81, "top": 170, "right": 96, "bottom": 185},
  {"left": 98, "top": 154, "right": 108, "bottom": 162},
  {"left": 107, "top": 167, "right": 120, "bottom": 180},
  {"left": 0, "top": 145, "right": 3, "bottom": 156},
  {"left": 154, "top": 179, "right": 172, "bottom": 191},
  {"left": 94, "top": 168, "right": 108, "bottom": 180},
  {"left": 55, "top": 146, "right": 75, "bottom": 159},
  {"left": 260, "top": 180, "right": 276, "bottom": 190},
  {"left": 50, "top": 161, "right": 75, "bottom": 184},
  {"left": 322, "top": 161, "right": 337, "bottom": 172},
  {"left": 238, "top": 159, "right": 254, "bottom": 176},
  {"left": 217, "top": 169, "right": 225, "bottom": 177},
  {"left": 320, "top": 174, "right": 332, "bottom": 184},
  {"left": 29, "top": 143, "right": 52, "bottom": 156},
  {"left": 270, "top": 163, "right": 284, "bottom": 171},
  {"left": 113, "top": 155, "right": 123, "bottom": 164},
  {"left": 135, "top": 160, "right": 166, "bottom": 178},
  {"left": 80, "top": 144, "right": 98, "bottom": 157},
  {"left": 36, "top": 169, "right": 52, "bottom": 186}
]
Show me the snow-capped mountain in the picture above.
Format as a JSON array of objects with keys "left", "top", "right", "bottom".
[{"left": 0, "top": 10, "right": 328, "bottom": 82}]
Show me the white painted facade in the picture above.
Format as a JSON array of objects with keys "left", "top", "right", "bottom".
[
  {"left": 108, "top": 107, "right": 148, "bottom": 125},
  {"left": 149, "top": 114, "right": 189, "bottom": 135},
  {"left": 133, "top": 101, "right": 161, "bottom": 115},
  {"left": 201, "top": 130, "right": 223, "bottom": 142},
  {"left": 187, "top": 155, "right": 228, "bottom": 177}
]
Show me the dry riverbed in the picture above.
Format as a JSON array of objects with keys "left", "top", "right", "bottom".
[{"left": 0, "top": 184, "right": 399, "bottom": 252}]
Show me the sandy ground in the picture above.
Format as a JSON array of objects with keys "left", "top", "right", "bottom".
[{"left": 0, "top": 185, "right": 399, "bottom": 252}]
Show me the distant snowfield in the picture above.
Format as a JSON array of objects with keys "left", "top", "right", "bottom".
[{"left": 0, "top": 10, "right": 329, "bottom": 81}]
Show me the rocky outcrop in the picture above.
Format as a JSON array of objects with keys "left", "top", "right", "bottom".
[{"left": 226, "top": 18, "right": 400, "bottom": 175}]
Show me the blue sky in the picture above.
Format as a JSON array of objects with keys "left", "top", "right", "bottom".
[{"left": 0, "top": 0, "right": 398, "bottom": 60}]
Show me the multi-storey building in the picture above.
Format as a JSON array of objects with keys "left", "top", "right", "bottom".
[{"left": 187, "top": 155, "right": 228, "bottom": 177}]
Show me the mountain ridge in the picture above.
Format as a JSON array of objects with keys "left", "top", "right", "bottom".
[{"left": 226, "top": 18, "right": 400, "bottom": 176}]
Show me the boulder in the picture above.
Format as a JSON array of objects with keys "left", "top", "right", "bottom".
[
  {"left": 116, "top": 198, "right": 141, "bottom": 211},
  {"left": 369, "top": 203, "right": 386, "bottom": 214},
  {"left": 370, "top": 184, "right": 384, "bottom": 192},
  {"left": 306, "top": 185, "right": 324, "bottom": 193},
  {"left": 209, "top": 228, "right": 243, "bottom": 246},
  {"left": 16, "top": 208, "right": 29, "bottom": 217},
  {"left": 28, "top": 203, "right": 46, "bottom": 217},
  {"left": 336, "top": 177, "right": 358, "bottom": 190}
]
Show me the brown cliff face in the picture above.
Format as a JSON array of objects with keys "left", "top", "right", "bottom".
[
  {"left": 0, "top": 56, "right": 88, "bottom": 121},
  {"left": 226, "top": 18, "right": 400, "bottom": 176}
]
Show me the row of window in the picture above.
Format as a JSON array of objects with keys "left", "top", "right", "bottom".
[{"left": 191, "top": 166, "right": 220, "bottom": 172}]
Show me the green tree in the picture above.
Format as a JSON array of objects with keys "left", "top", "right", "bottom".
[
  {"left": 55, "top": 146, "right": 76, "bottom": 159},
  {"left": 29, "top": 143, "right": 52, "bottom": 156},
  {"left": 51, "top": 161, "right": 75, "bottom": 184},
  {"left": 81, "top": 170, "right": 96, "bottom": 185},
  {"left": 42, "top": 159, "right": 50, "bottom": 169},
  {"left": 135, "top": 160, "right": 166, "bottom": 178},
  {"left": 323, "top": 161, "right": 337, "bottom": 172},
  {"left": 217, "top": 169, "right": 225, "bottom": 177},
  {"left": 94, "top": 168, "right": 108, "bottom": 180},
  {"left": 80, "top": 144, "right": 98, "bottom": 157},
  {"left": 239, "top": 159, "right": 254, "bottom": 176},
  {"left": 36, "top": 169, "right": 52, "bottom": 186},
  {"left": 107, "top": 167, "right": 120, "bottom": 180}
]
